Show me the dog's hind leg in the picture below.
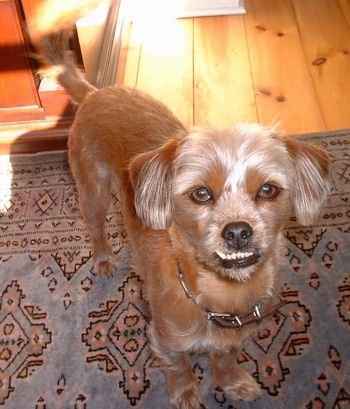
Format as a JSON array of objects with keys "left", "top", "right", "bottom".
[{"left": 72, "top": 161, "right": 118, "bottom": 278}]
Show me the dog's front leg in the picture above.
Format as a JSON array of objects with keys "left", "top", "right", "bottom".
[
  {"left": 163, "top": 351, "right": 202, "bottom": 409},
  {"left": 148, "top": 328, "right": 202, "bottom": 408},
  {"left": 211, "top": 350, "right": 262, "bottom": 402}
]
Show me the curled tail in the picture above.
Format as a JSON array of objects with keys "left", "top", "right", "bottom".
[{"left": 36, "top": 30, "right": 96, "bottom": 105}]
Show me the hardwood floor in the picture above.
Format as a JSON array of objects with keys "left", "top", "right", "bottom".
[{"left": 117, "top": 0, "right": 350, "bottom": 135}]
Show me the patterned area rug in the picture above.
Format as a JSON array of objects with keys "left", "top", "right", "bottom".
[{"left": 0, "top": 129, "right": 349, "bottom": 409}]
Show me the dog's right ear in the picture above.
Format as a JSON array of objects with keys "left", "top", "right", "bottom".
[{"left": 128, "top": 136, "right": 182, "bottom": 230}]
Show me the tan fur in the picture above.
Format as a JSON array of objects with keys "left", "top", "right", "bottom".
[
  {"left": 29, "top": 0, "right": 108, "bottom": 43},
  {"left": 37, "top": 31, "right": 331, "bottom": 409}
]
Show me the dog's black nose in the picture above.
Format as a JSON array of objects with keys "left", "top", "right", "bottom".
[{"left": 221, "top": 222, "right": 253, "bottom": 249}]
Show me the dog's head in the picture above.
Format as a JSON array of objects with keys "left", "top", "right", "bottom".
[{"left": 129, "top": 124, "right": 330, "bottom": 281}]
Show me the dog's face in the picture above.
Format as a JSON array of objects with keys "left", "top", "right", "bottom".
[
  {"left": 129, "top": 124, "right": 330, "bottom": 282},
  {"left": 171, "top": 126, "right": 296, "bottom": 281}
]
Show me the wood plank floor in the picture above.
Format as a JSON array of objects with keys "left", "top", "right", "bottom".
[{"left": 117, "top": 0, "right": 350, "bottom": 135}]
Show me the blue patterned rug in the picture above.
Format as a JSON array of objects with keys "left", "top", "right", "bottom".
[{"left": 0, "top": 129, "right": 349, "bottom": 408}]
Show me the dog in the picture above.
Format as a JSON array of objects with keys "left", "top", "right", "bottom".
[{"left": 37, "top": 31, "right": 331, "bottom": 409}]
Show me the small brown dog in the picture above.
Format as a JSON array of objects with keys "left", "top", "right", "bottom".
[{"left": 38, "top": 32, "right": 331, "bottom": 408}]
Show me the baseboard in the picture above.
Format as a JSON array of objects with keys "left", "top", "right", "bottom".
[
  {"left": 0, "top": 119, "right": 72, "bottom": 155},
  {"left": 129, "top": 0, "right": 246, "bottom": 21},
  {"left": 176, "top": 0, "right": 246, "bottom": 17}
]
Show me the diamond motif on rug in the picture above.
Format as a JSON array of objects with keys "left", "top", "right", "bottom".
[
  {"left": 82, "top": 271, "right": 151, "bottom": 406},
  {"left": 109, "top": 302, "right": 149, "bottom": 366},
  {"left": 0, "top": 281, "right": 52, "bottom": 404},
  {"left": 32, "top": 189, "right": 58, "bottom": 216},
  {"left": 0, "top": 314, "right": 28, "bottom": 372}
]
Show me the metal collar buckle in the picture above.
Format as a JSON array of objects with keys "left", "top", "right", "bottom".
[{"left": 206, "top": 304, "right": 262, "bottom": 329}]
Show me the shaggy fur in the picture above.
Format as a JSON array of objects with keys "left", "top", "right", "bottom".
[
  {"left": 28, "top": 0, "right": 108, "bottom": 42},
  {"left": 37, "top": 31, "right": 331, "bottom": 408}
]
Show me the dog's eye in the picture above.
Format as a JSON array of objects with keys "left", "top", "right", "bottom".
[
  {"left": 189, "top": 187, "right": 213, "bottom": 204},
  {"left": 257, "top": 183, "right": 280, "bottom": 201}
]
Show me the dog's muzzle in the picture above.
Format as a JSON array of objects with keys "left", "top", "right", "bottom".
[{"left": 217, "top": 222, "right": 260, "bottom": 269}]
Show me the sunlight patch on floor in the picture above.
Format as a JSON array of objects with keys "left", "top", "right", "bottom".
[
  {"left": 127, "top": 0, "right": 190, "bottom": 53},
  {"left": 0, "top": 155, "right": 13, "bottom": 214}
]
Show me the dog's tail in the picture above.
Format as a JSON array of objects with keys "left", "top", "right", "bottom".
[
  {"left": 35, "top": 30, "right": 96, "bottom": 105},
  {"left": 29, "top": 0, "right": 104, "bottom": 42}
]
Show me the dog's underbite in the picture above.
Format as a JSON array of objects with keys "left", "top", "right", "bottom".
[{"left": 36, "top": 30, "right": 331, "bottom": 409}]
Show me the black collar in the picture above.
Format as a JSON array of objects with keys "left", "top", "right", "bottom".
[{"left": 177, "top": 264, "right": 286, "bottom": 330}]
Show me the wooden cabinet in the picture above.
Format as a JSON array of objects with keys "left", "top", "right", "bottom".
[
  {"left": 0, "top": 0, "right": 43, "bottom": 121},
  {"left": 0, "top": 0, "right": 125, "bottom": 154},
  {"left": 0, "top": 0, "right": 77, "bottom": 153}
]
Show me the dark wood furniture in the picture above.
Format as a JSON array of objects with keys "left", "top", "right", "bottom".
[{"left": 0, "top": 0, "right": 78, "bottom": 154}]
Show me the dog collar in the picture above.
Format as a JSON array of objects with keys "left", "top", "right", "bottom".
[{"left": 177, "top": 265, "right": 286, "bottom": 330}]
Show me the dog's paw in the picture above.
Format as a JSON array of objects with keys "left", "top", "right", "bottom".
[
  {"left": 223, "top": 375, "right": 262, "bottom": 402},
  {"left": 170, "top": 384, "right": 202, "bottom": 409},
  {"left": 93, "top": 258, "right": 118, "bottom": 278}
]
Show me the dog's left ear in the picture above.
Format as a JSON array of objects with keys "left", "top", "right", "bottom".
[
  {"left": 128, "top": 135, "right": 182, "bottom": 230},
  {"left": 282, "top": 135, "right": 331, "bottom": 225}
]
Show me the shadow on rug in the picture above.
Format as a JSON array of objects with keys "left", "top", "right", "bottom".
[{"left": 0, "top": 129, "right": 349, "bottom": 408}]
